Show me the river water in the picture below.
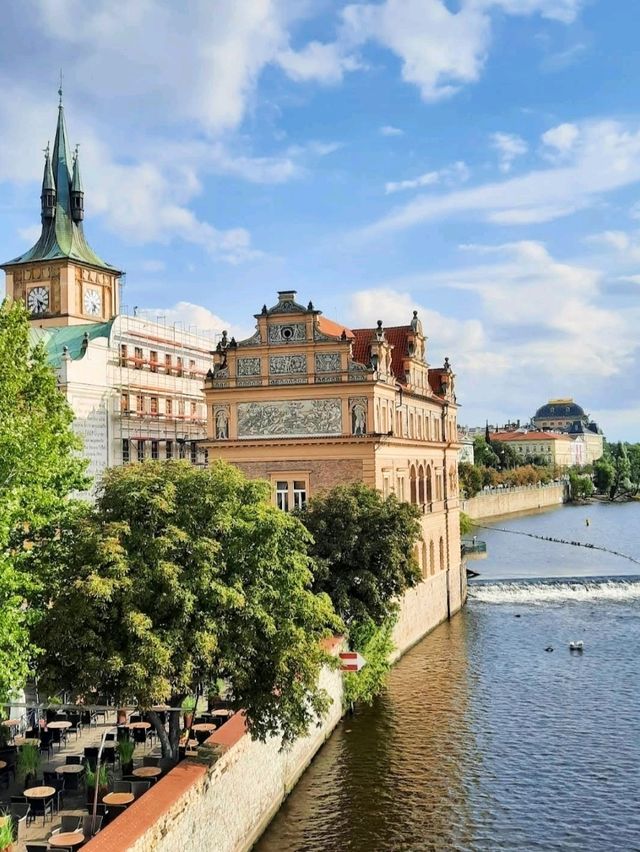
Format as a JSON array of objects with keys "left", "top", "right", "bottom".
[{"left": 257, "top": 502, "right": 640, "bottom": 852}]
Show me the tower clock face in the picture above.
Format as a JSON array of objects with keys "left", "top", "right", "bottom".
[
  {"left": 83, "top": 288, "right": 102, "bottom": 316},
  {"left": 27, "top": 286, "right": 49, "bottom": 315}
]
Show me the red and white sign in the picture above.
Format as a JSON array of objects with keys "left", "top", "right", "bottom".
[{"left": 339, "top": 651, "right": 367, "bottom": 672}]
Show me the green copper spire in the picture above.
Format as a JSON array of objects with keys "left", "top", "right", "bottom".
[{"left": 3, "top": 91, "right": 117, "bottom": 272}]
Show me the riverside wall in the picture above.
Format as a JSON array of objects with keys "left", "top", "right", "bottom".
[
  {"left": 462, "top": 482, "right": 567, "bottom": 520},
  {"left": 85, "top": 571, "right": 460, "bottom": 852}
]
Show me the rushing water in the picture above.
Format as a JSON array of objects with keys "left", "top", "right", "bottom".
[{"left": 257, "top": 502, "right": 640, "bottom": 852}]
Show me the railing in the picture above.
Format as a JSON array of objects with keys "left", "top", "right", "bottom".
[{"left": 461, "top": 539, "right": 487, "bottom": 556}]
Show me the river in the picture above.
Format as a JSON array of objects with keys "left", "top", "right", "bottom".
[{"left": 256, "top": 501, "right": 640, "bottom": 852}]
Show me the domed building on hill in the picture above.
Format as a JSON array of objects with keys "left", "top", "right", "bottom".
[{"left": 531, "top": 398, "right": 603, "bottom": 463}]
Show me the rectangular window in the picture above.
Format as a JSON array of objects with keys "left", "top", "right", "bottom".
[
  {"left": 137, "top": 441, "right": 145, "bottom": 462},
  {"left": 150, "top": 350, "right": 158, "bottom": 373},
  {"left": 136, "top": 394, "right": 144, "bottom": 414},
  {"left": 276, "top": 481, "right": 289, "bottom": 512},
  {"left": 165, "top": 353, "right": 172, "bottom": 374},
  {"left": 190, "top": 401, "right": 197, "bottom": 417},
  {"left": 178, "top": 399, "right": 185, "bottom": 417},
  {"left": 190, "top": 442, "right": 197, "bottom": 464},
  {"left": 166, "top": 440, "right": 173, "bottom": 460},
  {"left": 151, "top": 440, "right": 159, "bottom": 460},
  {"left": 119, "top": 344, "right": 128, "bottom": 367},
  {"left": 176, "top": 356, "right": 184, "bottom": 377},
  {"left": 293, "top": 480, "right": 307, "bottom": 510},
  {"left": 121, "top": 392, "right": 129, "bottom": 413},
  {"left": 150, "top": 396, "right": 158, "bottom": 415},
  {"left": 189, "top": 359, "right": 197, "bottom": 379},
  {"left": 166, "top": 398, "right": 173, "bottom": 416},
  {"left": 178, "top": 440, "right": 186, "bottom": 459},
  {"left": 134, "top": 346, "right": 143, "bottom": 369},
  {"left": 122, "top": 438, "right": 130, "bottom": 463}
]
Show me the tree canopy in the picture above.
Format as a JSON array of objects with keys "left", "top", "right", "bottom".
[
  {"left": 31, "top": 461, "right": 340, "bottom": 754},
  {"left": 299, "top": 483, "right": 421, "bottom": 629},
  {"left": 0, "top": 300, "right": 87, "bottom": 703}
]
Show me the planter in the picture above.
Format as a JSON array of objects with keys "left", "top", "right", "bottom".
[
  {"left": 121, "top": 761, "right": 134, "bottom": 776},
  {"left": 183, "top": 712, "right": 193, "bottom": 729},
  {"left": 87, "top": 784, "right": 109, "bottom": 806}
]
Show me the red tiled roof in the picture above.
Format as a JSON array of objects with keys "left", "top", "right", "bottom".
[
  {"left": 317, "top": 316, "right": 354, "bottom": 339},
  {"left": 428, "top": 368, "right": 446, "bottom": 396},
  {"left": 350, "top": 328, "right": 372, "bottom": 367},
  {"left": 350, "top": 325, "right": 412, "bottom": 381},
  {"left": 489, "top": 431, "right": 565, "bottom": 442}
]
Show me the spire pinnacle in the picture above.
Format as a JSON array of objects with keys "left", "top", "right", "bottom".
[{"left": 58, "top": 69, "right": 63, "bottom": 106}]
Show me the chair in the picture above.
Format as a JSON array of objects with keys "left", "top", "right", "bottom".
[
  {"left": 82, "top": 813, "right": 104, "bottom": 837},
  {"left": 105, "top": 803, "right": 127, "bottom": 824},
  {"left": 28, "top": 793, "right": 54, "bottom": 826},
  {"left": 24, "top": 728, "right": 39, "bottom": 740},
  {"left": 66, "top": 713, "right": 82, "bottom": 740},
  {"left": 80, "top": 710, "right": 94, "bottom": 729},
  {"left": 84, "top": 746, "right": 99, "bottom": 769},
  {"left": 132, "top": 726, "right": 150, "bottom": 749},
  {"left": 26, "top": 844, "right": 49, "bottom": 852},
  {"left": 42, "top": 772, "right": 65, "bottom": 812},
  {"left": 65, "top": 754, "right": 83, "bottom": 765},
  {"left": 52, "top": 814, "right": 82, "bottom": 833},
  {"left": 39, "top": 730, "right": 53, "bottom": 759},
  {"left": 86, "top": 803, "right": 108, "bottom": 820},
  {"left": 158, "top": 757, "right": 176, "bottom": 774},
  {"left": 142, "top": 756, "right": 160, "bottom": 767},
  {"left": 10, "top": 795, "right": 27, "bottom": 805},
  {"left": 116, "top": 726, "right": 130, "bottom": 742},
  {"left": 104, "top": 732, "right": 116, "bottom": 741},
  {"left": 128, "top": 713, "right": 141, "bottom": 724},
  {"left": 113, "top": 781, "right": 131, "bottom": 793},
  {"left": 9, "top": 802, "right": 30, "bottom": 842},
  {"left": 130, "top": 780, "right": 150, "bottom": 799},
  {"left": 194, "top": 729, "right": 210, "bottom": 745},
  {"left": 63, "top": 766, "right": 83, "bottom": 792}
]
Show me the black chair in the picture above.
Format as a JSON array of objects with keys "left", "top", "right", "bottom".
[
  {"left": 82, "top": 813, "right": 104, "bottom": 837},
  {"left": 66, "top": 754, "right": 83, "bottom": 764},
  {"left": 10, "top": 795, "right": 27, "bottom": 804},
  {"left": 128, "top": 714, "right": 141, "bottom": 724},
  {"left": 67, "top": 712, "right": 82, "bottom": 740},
  {"left": 113, "top": 781, "right": 131, "bottom": 793},
  {"left": 84, "top": 746, "right": 99, "bottom": 769},
  {"left": 116, "top": 726, "right": 130, "bottom": 742},
  {"left": 80, "top": 710, "right": 93, "bottom": 729},
  {"left": 50, "top": 727, "right": 67, "bottom": 751},
  {"left": 43, "top": 772, "right": 65, "bottom": 812},
  {"left": 9, "top": 802, "right": 30, "bottom": 842},
  {"left": 130, "top": 780, "right": 150, "bottom": 799},
  {"left": 132, "top": 726, "right": 151, "bottom": 749},
  {"left": 45, "top": 709, "right": 58, "bottom": 724},
  {"left": 86, "top": 802, "right": 108, "bottom": 819},
  {"left": 27, "top": 793, "right": 54, "bottom": 826},
  {"left": 26, "top": 844, "right": 49, "bottom": 852},
  {"left": 51, "top": 814, "right": 82, "bottom": 834},
  {"left": 39, "top": 730, "right": 53, "bottom": 759},
  {"left": 24, "top": 728, "right": 39, "bottom": 740},
  {"left": 105, "top": 803, "right": 127, "bottom": 824},
  {"left": 63, "top": 766, "right": 84, "bottom": 792},
  {"left": 142, "top": 756, "right": 160, "bottom": 767}
]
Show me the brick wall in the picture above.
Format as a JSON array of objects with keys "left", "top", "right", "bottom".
[{"left": 234, "top": 457, "right": 365, "bottom": 493}]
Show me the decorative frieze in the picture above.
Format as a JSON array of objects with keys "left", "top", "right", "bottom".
[
  {"left": 315, "top": 352, "right": 341, "bottom": 373},
  {"left": 269, "top": 354, "right": 307, "bottom": 375},
  {"left": 237, "top": 357, "right": 261, "bottom": 377},
  {"left": 268, "top": 323, "right": 306, "bottom": 343},
  {"left": 237, "top": 378, "right": 262, "bottom": 387},
  {"left": 238, "top": 398, "right": 342, "bottom": 438}
]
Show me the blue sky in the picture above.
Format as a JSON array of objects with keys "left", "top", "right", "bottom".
[{"left": 1, "top": 0, "right": 639, "bottom": 439}]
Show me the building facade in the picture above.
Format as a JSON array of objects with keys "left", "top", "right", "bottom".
[
  {"left": 203, "top": 291, "right": 465, "bottom": 614},
  {"left": 1, "top": 96, "right": 211, "bottom": 492},
  {"left": 489, "top": 430, "right": 582, "bottom": 467},
  {"left": 532, "top": 398, "right": 603, "bottom": 463}
]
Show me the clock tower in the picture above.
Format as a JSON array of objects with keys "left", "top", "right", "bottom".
[{"left": 1, "top": 89, "right": 121, "bottom": 326}]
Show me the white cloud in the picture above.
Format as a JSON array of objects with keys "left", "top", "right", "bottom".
[
  {"left": 586, "top": 230, "right": 631, "bottom": 252},
  {"left": 277, "top": 41, "right": 359, "bottom": 84},
  {"left": 379, "top": 125, "right": 404, "bottom": 136},
  {"left": 542, "top": 122, "right": 580, "bottom": 153},
  {"left": 491, "top": 132, "right": 528, "bottom": 172},
  {"left": 485, "top": 0, "right": 583, "bottom": 24},
  {"left": 385, "top": 161, "right": 469, "bottom": 194},
  {"left": 358, "top": 119, "right": 640, "bottom": 237},
  {"left": 139, "top": 260, "right": 166, "bottom": 273}
]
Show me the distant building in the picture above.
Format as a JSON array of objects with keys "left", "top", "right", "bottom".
[
  {"left": 531, "top": 398, "right": 603, "bottom": 463},
  {"left": 1, "top": 94, "right": 211, "bottom": 493},
  {"left": 488, "top": 430, "right": 580, "bottom": 467}
]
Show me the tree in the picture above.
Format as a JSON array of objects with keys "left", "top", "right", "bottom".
[
  {"left": 593, "top": 457, "right": 615, "bottom": 496},
  {"left": 473, "top": 437, "right": 499, "bottom": 468},
  {"left": 299, "top": 483, "right": 421, "bottom": 629},
  {"left": 0, "top": 300, "right": 87, "bottom": 704},
  {"left": 458, "top": 462, "right": 482, "bottom": 497},
  {"left": 568, "top": 472, "right": 594, "bottom": 501},
  {"left": 31, "top": 461, "right": 340, "bottom": 756},
  {"left": 626, "top": 444, "right": 640, "bottom": 496}
]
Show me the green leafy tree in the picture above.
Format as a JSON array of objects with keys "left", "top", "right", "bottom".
[
  {"left": 473, "top": 437, "right": 499, "bottom": 468},
  {"left": 492, "top": 440, "right": 520, "bottom": 470},
  {"left": 626, "top": 444, "right": 640, "bottom": 495},
  {"left": 299, "top": 483, "right": 422, "bottom": 629},
  {"left": 0, "top": 300, "right": 87, "bottom": 703},
  {"left": 458, "top": 462, "right": 482, "bottom": 497},
  {"left": 343, "top": 619, "right": 395, "bottom": 706},
  {"left": 593, "top": 457, "right": 615, "bottom": 496},
  {"left": 31, "top": 461, "right": 340, "bottom": 756},
  {"left": 610, "top": 442, "right": 631, "bottom": 499},
  {"left": 568, "top": 472, "right": 594, "bottom": 501}
]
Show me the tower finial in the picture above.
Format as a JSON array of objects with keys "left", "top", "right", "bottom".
[{"left": 58, "top": 69, "right": 63, "bottom": 106}]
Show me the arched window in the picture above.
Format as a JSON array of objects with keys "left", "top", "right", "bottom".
[
  {"left": 418, "top": 464, "right": 425, "bottom": 504},
  {"left": 439, "top": 537, "right": 445, "bottom": 572},
  {"left": 410, "top": 465, "right": 417, "bottom": 504},
  {"left": 429, "top": 540, "right": 435, "bottom": 575},
  {"left": 426, "top": 464, "right": 433, "bottom": 504}
]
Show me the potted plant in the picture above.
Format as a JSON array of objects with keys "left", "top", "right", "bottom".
[
  {"left": 181, "top": 696, "right": 196, "bottom": 729},
  {"left": 17, "top": 743, "right": 40, "bottom": 788},
  {"left": 0, "top": 815, "right": 13, "bottom": 852},
  {"left": 86, "top": 764, "right": 109, "bottom": 806},
  {"left": 117, "top": 738, "right": 135, "bottom": 776}
]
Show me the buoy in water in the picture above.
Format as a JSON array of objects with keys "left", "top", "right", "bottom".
[
  {"left": 569, "top": 641, "right": 584, "bottom": 651},
  {"left": 585, "top": 519, "right": 590, "bottom": 526},
  {"left": 545, "top": 646, "right": 554, "bottom": 652}
]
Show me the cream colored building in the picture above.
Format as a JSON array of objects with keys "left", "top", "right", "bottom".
[
  {"left": 489, "top": 430, "right": 580, "bottom": 467},
  {"left": 532, "top": 398, "right": 604, "bottom": 464},
  {"left": 1, "top": 96, "right": 211, "bottom": 492},
  {"left": 203, "top": 291, "right": 465, "bottom": 614}
]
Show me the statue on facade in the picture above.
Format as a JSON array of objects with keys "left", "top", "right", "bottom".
[
  {"left": 351, "top": 401, "right": 367, "bottom": 436},
  {"left": 215, "top": 407, "right": 229, "bottom": 440}
]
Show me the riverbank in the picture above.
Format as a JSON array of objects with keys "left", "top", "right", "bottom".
[{"left": 462, "top": 481, "right": 566, "bottom": 520}]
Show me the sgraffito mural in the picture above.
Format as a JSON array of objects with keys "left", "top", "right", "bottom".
[{"left": 237, "top": 398, "right": 342, "bottom": 438}]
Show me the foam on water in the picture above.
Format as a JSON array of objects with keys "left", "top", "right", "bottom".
[{"left": 470, "top": 575, "right": 640, "bottom": 604}]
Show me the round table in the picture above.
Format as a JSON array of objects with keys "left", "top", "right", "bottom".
[
  {"left": 56, "top": 763, "right": 84, "bottom": 775},
  {"left": 4, "top": 718, "right": 22, "bottom": 728},
  {"left": 23, "top": 785, "right": 56, "bottom": 799},
  {"left": 211, "top": 709, "right": 233, "bottom": 719},
  {"left": 103, "top": 791, "right": 134, "bottom": 806},
  {"left": 127, "top": 721, "right": 151, "bottom": 730},
  {"left": 49, "top": 832, "right": 85, "bottom": 849},
  {"left": 191, "top": 723, "right": 216, "bottom": 733},
  {"left": 132, "top": 765, "right": 162, "bottom": 779},
  {"left": 47, "top": 720, "right": 72, "bottom": 729}
]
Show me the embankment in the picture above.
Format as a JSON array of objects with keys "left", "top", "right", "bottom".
[
  {"left": 84, "top": 570, "right": 464, "bottom": 852},
  {"left": 462, "top": 482, "right": 567, "bottom": 520}
]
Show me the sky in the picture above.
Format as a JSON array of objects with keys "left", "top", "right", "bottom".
[{"left": 0, "top": 0, "right": 639, "bottom": 440}]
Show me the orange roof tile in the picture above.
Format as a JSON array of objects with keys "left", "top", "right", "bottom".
[{"left": 317, "top": 316, "right": 354, "bottom": 339}]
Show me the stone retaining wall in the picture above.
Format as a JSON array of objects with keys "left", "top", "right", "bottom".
[{"left": 462, "top": 482, "right": 567, "bottom": 520}]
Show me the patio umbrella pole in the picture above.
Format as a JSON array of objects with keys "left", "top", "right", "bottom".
[{"left": 92, "top": 726, "right": 117, "bottom": 836}]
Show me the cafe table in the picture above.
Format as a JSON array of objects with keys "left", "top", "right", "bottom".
[
  {"left": 47, "top": 720, "right": 72, "bottom": 729},
  {"left": 103, "top": 791, "right": 134, "bottom": 806},
  {"left": 56, "top": 763, "right": 84, "bottom": 775},
  {"left": 24, "top": 785, "right": 55, "bottom": 799},
  {"left": 132, "top": 765, "right": 162, "bottom": 779},
  {"left": 191, "top": 723, "right": 216, "bottom": 733},
  {"left": 49, "top": 831, "right": 85, "bottom": 848},
  {"left": 127, "top": 721, "right": 151, "bottom": 730}
]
